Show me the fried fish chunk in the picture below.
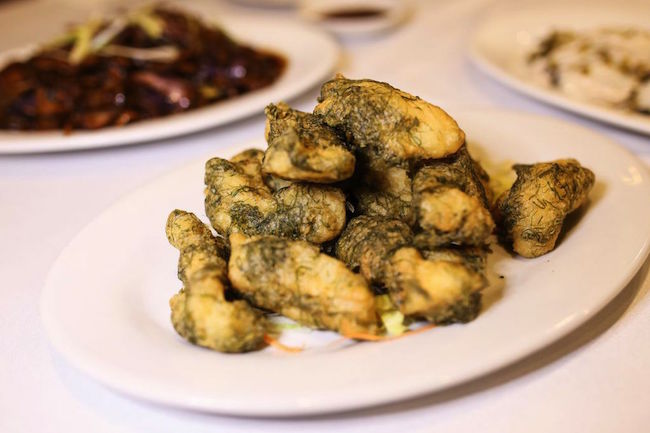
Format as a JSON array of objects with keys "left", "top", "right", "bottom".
[
  {"left": 352, "top": 157, "right": 415, "bottom": 225},
  {"left": 494, "top": 158, "right": 595, "bottom": 258},
  {"left": 228, "top": 233, "right": 378, "bottom": 333},
  {"left": 386, "top": 247, "right": 486, "bottom": 324},
  {"left": 262, "top": 102, "right": 355, "bottom": 183},
  {"left": 205, "top": 151, "right": 346, "bottom": 243},
  {"left": 412, "top": 146, "right": 495, "bottom": 248},
  {"left": 335, "top": 215, "right": 413, "bottom": 286},
  {"left": 166, "top": 210, "right": 267, "bottom": 353},
  {"left": 314, "top": 75, "right": 465, "bottom": 164},
  {"left": 335, "top": 215, "right": 486, "bottom": 324}
]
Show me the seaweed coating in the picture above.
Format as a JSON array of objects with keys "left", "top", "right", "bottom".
[
  {"left": 228, "top": 233, "right": 378, "bottom": 333},
  {"left": 335, "top": 215, "right": 413, "bottom": 285},
  {"left": 412, "top": 146, "right": 495, "bottom": 247},
  {"left": 352, "top": 156, "right": 414, "bottom": 225},
  {"left": 495, "top": 158, "right": 595, "bottom": 258},
  {"left": 166, "top": 210, "right": 267, "bottom": 353},
  {"left": 386, "top": 247, "right": 486, "bottom": 324},
  {"left": 314, "top": 75, "right": 465, "bottom": 164},
  {"left": 205, "top": 150, "right": 346, "bottom": 243},
  {"left": 263, "top": 102, "right": 355, "bottom": 183}
]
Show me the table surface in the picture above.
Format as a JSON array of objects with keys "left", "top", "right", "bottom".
[{"left": 1, "top": 0, "right": 649, "bottom": 432}]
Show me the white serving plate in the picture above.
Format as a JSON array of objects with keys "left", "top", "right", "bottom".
[
  {"left": 41, "top": 110, "right": 650, "bottom": 416},
  {"left": 0, "top": 15, "right": 339, "bottom": 153},
  {"left": 469, "top": 1, "right": 650, "bottom": 135}
]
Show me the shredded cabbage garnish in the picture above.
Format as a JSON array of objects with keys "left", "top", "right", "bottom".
[{"left": 376, "top": 294, "right": 407, "bottom": 336}]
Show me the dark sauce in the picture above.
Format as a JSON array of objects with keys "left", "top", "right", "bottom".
[
  {"left": 0, "top": 7, "right": 286, "bottom": 132},
  {"left": 322, "top": 8, "right": 387, "bottom": 20}
]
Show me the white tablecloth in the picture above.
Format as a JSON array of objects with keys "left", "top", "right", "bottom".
[{"left": 1, "top": 1, "right": 649, "bottom": 432}]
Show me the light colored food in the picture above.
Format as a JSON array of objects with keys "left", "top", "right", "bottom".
[
  {"left": 314, "top": 74, "right": 466, "bottom": 164},
  {"left": 411, "top": 145, "right": 494, "bottom": 248},
  {"left": 166, "top": 76, "right": 596, "bottom": 353},
  {"left": 263, "top": 102, "right": 355, "bottom": 183},
  {"left": 204, "top": 150, "right": 346, "bottom": 243},
  {"left": 166, "top": 210, "right": 268, "bottom": 353},
  {"left": 228, "top": 233, "right": 377, "bottom": 334},
  {"left": 494, "top": 159, "right": 595, "bottom": 258},
  {"left": 386, "top": 247, "right": 486, "bottom": 324},
  {"left": 335, "top": 215, "right": 487, "bottom": 324},
  {"left": 526, "top": 28, "right": 650, "bottom": 114}
]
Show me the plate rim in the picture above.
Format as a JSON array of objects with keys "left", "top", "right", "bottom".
[
  {"left": 468, "top": 7, "right": 650, "bottom": 136},
  {"left": 40, "top": 109, "right": 650, "bottom": 416},
  {"left": 0, "top": 15, "right": 340, "bottom": 154}
]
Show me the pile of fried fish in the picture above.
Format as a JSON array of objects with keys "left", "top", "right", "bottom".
[{"left": 165, "top": 75, "right": 595, "bottom": 353}]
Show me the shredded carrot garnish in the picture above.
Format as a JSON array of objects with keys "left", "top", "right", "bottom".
[{"left": 263, "top": 334, "right": 303, "bottom": 353}]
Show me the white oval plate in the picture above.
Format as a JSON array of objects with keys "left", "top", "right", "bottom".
[
  {"left": 469, "top": 1, "right": 650, "bottom": 135},
  {"left": 41, "top": 110, "right": 650, "bottom": 416},
  {"left": 0, "top": 15, "right": 338, "bottom": 154}
]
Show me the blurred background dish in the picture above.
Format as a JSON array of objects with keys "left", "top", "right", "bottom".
[
  {"left": 299, "top": 0, "right": 412, "bottom": 38},
  {"left": 0, "top": 10, "right": 339, "bottom": 153},
  {"left": 469, "top": 0, "right": 650, "bottom": 135}
]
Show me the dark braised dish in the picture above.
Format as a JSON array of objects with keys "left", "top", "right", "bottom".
[{"left": 0, "top": 6, "right": 286, "bottom": 132}]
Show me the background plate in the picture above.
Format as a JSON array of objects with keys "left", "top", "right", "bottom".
[
  {"left": 0, "top": 15, "right": 339, "bottom": 153},
  {"left": 469, "top": 1, "right": 650, "bottom": 135},
  {"left": 41, "top": 110, "right": 650, "bottom": 416}
]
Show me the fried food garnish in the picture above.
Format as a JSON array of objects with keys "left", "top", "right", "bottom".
[
  {"left": 228, "top": 233, "right": 378, "bottom": 333},
  {"left": 262, "top": 102, "right": 355, "bottom": 183},
  {"left": 314, "top": 75, "right": 465, "bottom": 164},
  {"left": 386, "top": 247, "right": 486, "bottom": 324},
  {"left": 494, "top": 158, "right": 595, "bottom": 258},
  {"left": 205, "top": 150, "right": 346, "bottom": 243},
  {"left": 412, "top": 146, "right": 495, "bottom": 247},
  {"left": 166, "top": 210, "right": 267, "bottom": 353}
]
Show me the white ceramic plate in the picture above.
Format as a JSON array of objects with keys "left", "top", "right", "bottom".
[
  {"left": 0, "top": 15, "right": 338, "bottom": 154},
  {"left": 41, "top": 110, "right": 650, "bottom": 416},
  {"left": 469, "top": 1, "right": 650, "bottom": 135}
]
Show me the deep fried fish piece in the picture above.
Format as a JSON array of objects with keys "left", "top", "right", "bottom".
[
  {"left": 335, "top": 215, "right": 486, "bottom": 324},
  {"left": 165, "top": 210, "right": 267, "bottom": 353},
  {"left": 335, "top": 215, "right": 413, "bottom": 285},
  {"left": 352, "top": 157, "right": 415, "bottom": 225},
  {"left": 494, "top": 158, "right": 595, "bottom": 258},
  {"left": 421, "top": 246, "right": 490, "bottom": 274},
  {"left": 262, "top": 102, "right": 355, "bottom": 183},
  {"left": 386, "top": 247, "right": 486, "bottom": 324},
  {"left": 228, "top": 233, "right": 378, "bottom": 333},
  {"left": 412, "top": 146, "right": 495, "bottom": 247},
  {"left": 230, "top": 148, "right": 292, "bottom": 192},
  {"left": 205, "top": 151, "right": 346, "bottom": 243},
  {"left": 314, "top": 75, "right": 465, "bottom": 164}
]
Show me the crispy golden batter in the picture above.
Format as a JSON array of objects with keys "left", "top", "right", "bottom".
[
  {"left": 335, "top": 215, "right": 413, "bottom": 285},
  {"left": 421, "top": 246, "right": 489, "bottom": 274},
  {"left": 335, "top": 215, "right": 486, "bottom": 324},
  {"left": 166, "top": 210, "right": 267, "bottom": 353},
  {"left": 412, "top": 146, "right": 495, "bottom": 247},
  {"left": 229, "top": 148, "right": 292, "bottom": 193},
  {"left": 205, "top": 151, "right": 346, "bottom": 243},
  {"left": 386, "top": 247, "right": 486, "bottom": 324},
  {"left": 263, "top": 102, "right": 355, "bottom": 183},
  {"left": 494, "top": 158, "right": 595, "bottom": 258},
  {"left": 314, "top": 75, "right": 465, "bottom": 164},
  {"left": 228, "top": 233, "right": 378, "bottom": 333}
]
